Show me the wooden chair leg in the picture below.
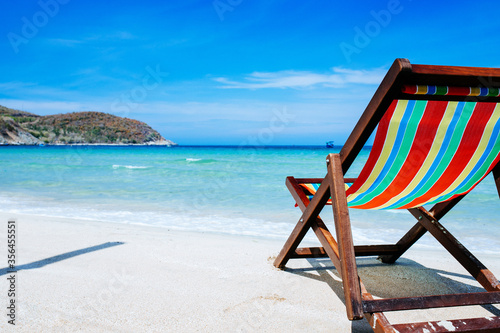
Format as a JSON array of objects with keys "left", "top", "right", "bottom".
[
  {"left": 409, "top": 207, "right": 500, "bottom": 292},
  {"left": 273, "top": 176, "right": 331, "bottom": 269},
  {"left": 379, "top": 194, "right": 466, "bottom": 264},
  {"left": 327, "top": 153, "right": 364, "bottom": 320},
  {"left": 430, "top": 194, "right": 466, "bottom": 220},
  {"left": 360, "top": 283, "right": 395, "bottom": 333},
  {"left": 284, "top": 176, "right": 343, "bottom": 268}
]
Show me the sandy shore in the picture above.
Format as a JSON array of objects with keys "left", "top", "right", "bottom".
[{"left": 0, "top": 212, "right": 498, "bottom": 332}]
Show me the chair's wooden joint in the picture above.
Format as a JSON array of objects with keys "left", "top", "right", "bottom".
[{"left": 326, "top": 153, "right": 337, "bottom": 166}]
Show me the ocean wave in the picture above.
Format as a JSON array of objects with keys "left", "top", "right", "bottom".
[
  {"left": 1, "top": 190, "right": 499, "bottom": 255},
  {"left": 184, "top": 158, "right": 218, "bottom": 163},
  {"left": 112, "top": 165, "right": 149, "bottom": 169}
]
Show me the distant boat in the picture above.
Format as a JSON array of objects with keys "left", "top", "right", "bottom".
[{"left": 326, "top": 141, "right": 335, "bottom": 148}]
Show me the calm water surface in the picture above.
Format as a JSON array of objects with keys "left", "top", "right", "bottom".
[{"left": 0, "top": 145, "right": 498, "bottom": 253}]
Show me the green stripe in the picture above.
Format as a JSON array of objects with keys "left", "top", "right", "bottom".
[
  {"left": 436, "top": 86, "right": 448, "bottom": 95},
  {"left": 351, "top": 100, "right": 427, "bottom": 206},
  {"left": 393, "top": 102, "right": 476, "bottom": 207},
  {"left": 428, "top": 126, "right": 500, "bottom": 205},
  {"left": 487, "top": 87, "right": 500, "bottom": 97}
]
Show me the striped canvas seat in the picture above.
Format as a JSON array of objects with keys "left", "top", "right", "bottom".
[
  {"left": 298, "top": 182, "right": 351, "bottom": 205},
  {"left": 299, "top": 85, "right": 500, "bottom": 210},
  {"left": 347, "top": 89, "right": 500, "bottom": 209}
]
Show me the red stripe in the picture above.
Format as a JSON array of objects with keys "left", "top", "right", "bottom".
[
  {"left": 346, "top": 100, "right": 398, "bottom": 196},
  {"left": 357, "top": 101, "right": 448, "bottom": 209},
  {"left": 399, "top": 102, "right": 497, "bottom": 208},
  {"left": 446, "top": 86, "right": 470, "bottom": 96},
  {"left": 446, "top": 152, "right": 500, "bottom": 202},
  {"left": 401, "top": 85, "right": 417, "bottom": 94}
]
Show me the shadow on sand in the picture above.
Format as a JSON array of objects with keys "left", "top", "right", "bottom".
[
  {"left": 0, "top": 241, "right": 124, "bottom": 276},
  {"left": 284, "top": 256, "right": 500, "bottom": 332}
]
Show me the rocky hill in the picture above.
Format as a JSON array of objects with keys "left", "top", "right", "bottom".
[{"left": 0, "top": 105, "right": 176, "bottom": 146}]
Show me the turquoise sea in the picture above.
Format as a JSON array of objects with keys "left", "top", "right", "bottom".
[{"left": 1, "top": 146, "right": 499, "bottom": 254}]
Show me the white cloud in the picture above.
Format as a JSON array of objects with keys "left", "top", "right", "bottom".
[
  {"left": 47, "top": 31, "right": 136, "bottom": 47},
  {"left": 113, "top": 31, "right": 136, "bottom": 40},
  {"left": 0, "top": 81, "right": 37, "bottom": 90},
  {"left": 0, "top": 81, "right": 88, "bottom": 102},
  {"left": 0, "top": 99, "right": 100, "bottom": 115},
  {"left": 0, "top": 95, "right": 366, "bottom": 145},
  {"left": 84, "top": 31, "right": 136, "bottom": 42},
  {"left": 214, "top": 67, "right": 386, "bottom": 89},
  {"left": 48, "top": 38, "right": 85, "bottom": 47}
]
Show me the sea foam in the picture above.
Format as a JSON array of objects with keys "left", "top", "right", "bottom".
[{"left": 112, "top": 165, "right": 149, "bottom": 169}]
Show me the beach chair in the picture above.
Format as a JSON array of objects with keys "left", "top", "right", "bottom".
[{"left": 274, "top": 59, "right": 500, "bottom": 332}]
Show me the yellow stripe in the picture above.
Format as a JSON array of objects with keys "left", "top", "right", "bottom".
[
  {"left": 301, "top": 183, "right": 317, "bottom": 194},
  {"left": 373, "top": 102, "right": 458, "bottom": 209},
  {"left": 427, "top": 103, "right": 500, "bottom": 202},
  {"left": 470, "top": 87, "right": 481, "bottom": 96},
  {"left": 303, "top": 183, "right": 350, "bottom": 195},
  {"left": 347, "top": 100, "right": 409, "bottom": 202},
  {"left": 415, "top": 85, "right": 428, "bottom": 94}
]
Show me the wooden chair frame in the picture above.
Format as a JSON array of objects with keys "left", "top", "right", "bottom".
[{"left": 274, "top": 59, "right": 500, "bottom": 332}]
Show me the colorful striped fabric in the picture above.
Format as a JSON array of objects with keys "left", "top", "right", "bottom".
[
  {"left": 299, "top": 183, "right": 332, "bottom": 205},
  {"left": 298, "top": 183, "right": 351, "bottom": 205},
  {"left": 344, "top": 99, "right": 500, "bottom": 210},
  {"left": 402, "top": 85, "right": 500, "bottom": 97}
]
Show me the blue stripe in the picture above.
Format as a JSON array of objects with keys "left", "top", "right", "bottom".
[
  {"left": 428, "top": 85, "right": 437, "bottom": 95},
  {"left": 431, "top": 115, "right": 500, "bottom": 203},
  {"left": 349, "top": 100, "right": 416, "bottom": 206},
  {"left": 383, "top": 102, "right": 466, "bottom": 209},
  {"left": 480, "top": 87, "right": 489, "bottom": 96}
]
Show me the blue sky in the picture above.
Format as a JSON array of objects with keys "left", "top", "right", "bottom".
[{"left": 1, "top": 0, "right": 499, "bottom": 145}]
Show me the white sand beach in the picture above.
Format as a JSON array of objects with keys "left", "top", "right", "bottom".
[{"left": 1, "top": 212, "right": 499, "bottom": 332}]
